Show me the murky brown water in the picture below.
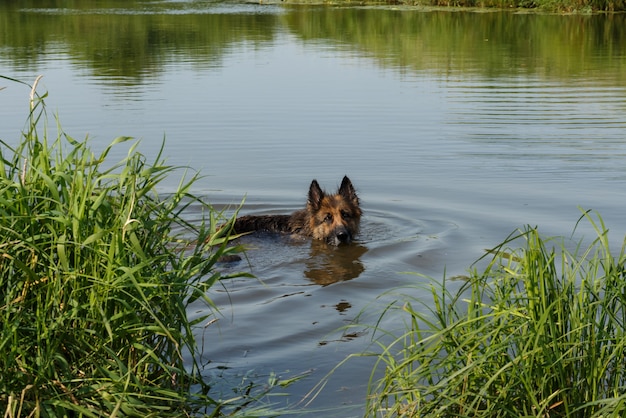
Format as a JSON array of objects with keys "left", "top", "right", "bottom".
[{"left": 2, "top": 2, "right": 626, "bottom": 415}]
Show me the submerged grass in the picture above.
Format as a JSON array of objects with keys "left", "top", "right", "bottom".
[
  {"left": 0, "top": 76, "right": 261, "bottom": 416},
  {"left": 366, "top": 211, "right": 626, "bottom": 417}
]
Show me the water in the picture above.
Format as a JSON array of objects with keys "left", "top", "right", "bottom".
[{"left": 2, "top": 3, "right": 626, "bottom": 415}]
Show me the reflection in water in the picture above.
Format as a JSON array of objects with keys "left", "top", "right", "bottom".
[
  {"left": 3, "top": 4, "right": 624, "bottom": 89},
  {"left": 0, "top": 2, "right": 281, "bottom": 83},
  {"left": 304, "top": 240, "right": 367, "bottom": 285}
]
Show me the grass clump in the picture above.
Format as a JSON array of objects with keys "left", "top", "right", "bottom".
[
  {"left": 0, "top": 76, "right": 251, "bottom": 416},
  {"left": 367, "top": 211, "right": 626, "bottom": 417}
]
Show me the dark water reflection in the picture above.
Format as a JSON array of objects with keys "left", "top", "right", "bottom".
[
  {"left": 2, "top": 3, "right": 625, "bottom": 82},
  {"left": 2, "top": 2, "right": 626, "bottom": 416},
  {"left": 284, "top": 8, "right": 626, "bottom": 78}
]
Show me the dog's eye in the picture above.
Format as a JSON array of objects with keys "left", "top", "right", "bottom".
[
  {"left": 341, "top": 210, "right": 351, "bottom": 219},
  {"left": 324, "top": 214, "right": 333, "bottom": 223}
]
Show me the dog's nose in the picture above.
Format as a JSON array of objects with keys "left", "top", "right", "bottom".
[{"left": 336, "top": 228, "right": 351, "bottom": 243}]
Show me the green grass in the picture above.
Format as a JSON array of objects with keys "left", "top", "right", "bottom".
[
  {"left": 366, "top": 211, "right": 626, "bottom": 417},
  {"left": 0, "top": 76, "right": 266, "bottom": 417}
]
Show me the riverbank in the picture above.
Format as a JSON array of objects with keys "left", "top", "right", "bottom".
[{"left": 276, "top": 0, "right": 624, "bottom": 13}]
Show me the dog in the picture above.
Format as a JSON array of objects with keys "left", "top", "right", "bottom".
[{"left": 232, "top": 176, "right": 361, "bottom": 246}]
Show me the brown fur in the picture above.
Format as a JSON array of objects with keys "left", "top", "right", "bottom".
[{"left": 233, "top": 176, "right": 361, "bottom": 246}]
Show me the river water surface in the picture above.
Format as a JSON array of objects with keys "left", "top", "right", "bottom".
[{"left": 1, "top": 2, "right": 626, "bottom": 416}]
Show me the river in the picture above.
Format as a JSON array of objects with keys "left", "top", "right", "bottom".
[{"left": 1, "top": 2, "right": 626, "bottom": 416}]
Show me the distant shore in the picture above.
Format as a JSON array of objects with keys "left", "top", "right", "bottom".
[{"left": 272, "top": 0, "right": 623, "bottom": 13}]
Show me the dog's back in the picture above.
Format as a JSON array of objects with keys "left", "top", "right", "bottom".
[{"left": 233, "top": 214, "right": 292, "bottom": 234}]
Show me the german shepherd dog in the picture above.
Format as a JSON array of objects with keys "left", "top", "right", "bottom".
[{"left": 233, "top": 176, "right": 361, "bottom": 246}]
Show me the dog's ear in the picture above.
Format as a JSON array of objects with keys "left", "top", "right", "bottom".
[
  {"left": 308, "top": 179, "right": 324, "bottom": 211},
  {"left": 338, "top": 176, "right": 359, "bottom": 205}
]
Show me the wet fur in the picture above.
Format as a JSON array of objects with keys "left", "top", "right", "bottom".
[{"left": 233, "top": 176, "right": 361, "bottom": 245}]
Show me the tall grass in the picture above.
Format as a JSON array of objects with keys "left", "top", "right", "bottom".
[
  {"left": 366, "top": 211, "right": 626, "bottom": 417},
  {"left": 0, "top": 76, "right": 255, "bottom": 416}
]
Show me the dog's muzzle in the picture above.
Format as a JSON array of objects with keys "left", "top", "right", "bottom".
[{"left": 328, "top": 226, "right": 352, "bottom": 246}]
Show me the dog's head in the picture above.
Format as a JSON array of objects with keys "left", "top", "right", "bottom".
[{"left": 307, "top": 176, "right": 361, "bottom": 246}]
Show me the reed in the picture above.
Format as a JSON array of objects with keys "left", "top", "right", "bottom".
[
  {"left": 0, "top": 76, "right": 257, "bottom": 416},
  {"left": 366, "top": 211, "right": 626, "bottom": 417}
]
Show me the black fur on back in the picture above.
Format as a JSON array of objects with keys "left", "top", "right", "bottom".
[{"left": 232, "top": 214, "right": 294, "bottom": 234}]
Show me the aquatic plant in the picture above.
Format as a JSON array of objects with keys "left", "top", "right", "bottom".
[
  {"left": 0, "top": 76, "right": 267, "bottom": 416},
  {"left": 366, "top": 211, "right": 626, "bottom": 417}
]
